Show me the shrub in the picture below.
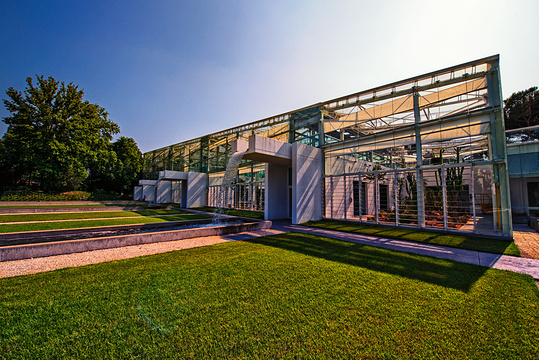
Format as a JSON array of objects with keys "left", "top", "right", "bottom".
[
  {"left": 0, "top": 190, "right": 91, "bottom": 201},
  {"left": 87, "top": 189, "right": 122, "bottom": 201}
]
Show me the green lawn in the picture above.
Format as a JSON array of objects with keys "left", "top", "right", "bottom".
[
  {"left": 1, "top": 233, "right": 537, "bottom": 359},
  {"left": 0, "top": 209, "right": 191, "bottom": 223},
  {"left": 306, "top": 219, "right": 521, "bottom": 257},
  {"left": 0, "top": 203, "right": 144, "bottom": 208},
  {"left": 195, "top": 206, "right": 265, "bottom": 219},
  {"left": 0, "top": 213, "right": 210, "bottom": 233}
]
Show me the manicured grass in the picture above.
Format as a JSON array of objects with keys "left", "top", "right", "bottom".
[
  {"left": 0, "top": 233, "right": 537, "bottom": 359},
  {"left": 0, "top": 209, "right": 191, "bottom": 223},
  {"left": 0, "top": 214, "right": 210, "bottom": 233},
  {"left": 195, "top": 206, "right": 265, "bottom": 219},
  {"left": 306, "top": 219, "right": 521, "bottom": 256},
  {"left": 0, "top": 203, "right": 144, "bottom": 209}
]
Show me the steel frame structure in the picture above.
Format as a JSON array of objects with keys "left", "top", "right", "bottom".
[{"left": 141, "top": 55, "right": 512, "bottom": 237}]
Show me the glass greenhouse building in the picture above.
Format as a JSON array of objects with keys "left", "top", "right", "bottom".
[{"left": 136, "top": 55, "right": 514, "bottom": 238}]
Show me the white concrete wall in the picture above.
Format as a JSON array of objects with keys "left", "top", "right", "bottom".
[
  {"left": 510, "top": 176, "right": 539, "bottom": 216},
  {"left": 243, "top": 135, "right": 293, "bottom": 165},
  {"left": 325, "top": 156, "right": 382, "bottom": 176},
  {"left": 250, "top": 135, "right": 291, "bottom": 159},
  {"left": 231, "top": 139, "right": 249, "bottom": 153},
  {"left": 292, "top": 142, "right": 322, "bottom": 224},
  {"left": 141, "top": 185, "right": 155, "bottom": 202},
  {"left": 156, "top": 181, "right": 172, "bottom": 203},
  {"left": 139, "top": 180, "right": 157, "bottom": 186},
  {"left": 265, "top": 163, "right": 289, "bottom": 220},
  {"left": 137, "top": 172, "right": 207, "bottom": 207},
  {"left": 159, "top": 170, "right": 188, "bottom": 180},
  {"left": 186, "top": 172, "right": 207, "bottom": 208},
  {"left": 326, "top": 175, "right": 354, "bottom": 219},
  {"left": 324, "top": 177, "right": 336, "bottom": 218},
  {"left": 365, "top": 181, "right": 377, "bottom": 216},
  {"left": 133, "top": 186, "right": 143, "bottom": 201}
]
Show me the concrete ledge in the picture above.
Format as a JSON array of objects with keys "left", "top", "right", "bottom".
[
  {"left": 0, "top": 220, "right": 272, "bottom": 262},
  {"left": 243, "top": 135, "right": 292, "bottom": 166}
]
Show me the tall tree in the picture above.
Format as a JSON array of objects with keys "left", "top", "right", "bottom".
[
  {"left": 85, "top": 136, "right": 142, "bottom": 194},
  {"left": 112, "top": 137, "right": 143, "bottom": 194},
  {"left": 504, "top": 86, "right": 539, "bottom": 130},
  {"left": 2, "top": 75, "right": 120, "bottom": 192}
]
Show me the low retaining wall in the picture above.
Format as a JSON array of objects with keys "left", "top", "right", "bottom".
[{"left": 0, "top": 220, "right": 271, "bottom": 262}]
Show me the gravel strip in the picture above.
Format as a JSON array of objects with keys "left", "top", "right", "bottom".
[
  {"left": 0, "top": 228, "right": 283, "bottom": 279},
  {"left": 513, "top": 224, "right": 539, "bottom": 260}
]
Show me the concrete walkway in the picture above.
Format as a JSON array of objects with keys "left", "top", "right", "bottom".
[{"left": 272, "top": 222, "right": 539, "bottom": 281}]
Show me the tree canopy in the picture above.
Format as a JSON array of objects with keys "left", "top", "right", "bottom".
[
  {"left": 86, "top": 136, "right": 143, "bottom": 194},
  {"left": 504, "top": 86, "right": 539, "bottom": 130},
  {"left": 1, "top": 75, "right": 141, "bottom": 193}
]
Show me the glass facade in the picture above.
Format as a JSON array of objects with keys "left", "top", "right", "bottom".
[{"left": 141, "top": 55, "right": 512, "bottom": 237}]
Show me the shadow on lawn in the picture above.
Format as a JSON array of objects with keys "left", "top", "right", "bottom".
[
  {"left": 306, "top": 220, "right": 514, "bottom": 255},
  {"left": 247, "top": 232, "right": 487, "bottom": 292}
]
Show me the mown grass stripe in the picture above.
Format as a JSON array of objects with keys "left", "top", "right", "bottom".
[
  {"left": 0, "top": 203, "right": 143, "bottom": 209},
  {"left": 0, "top": 210, "right": 194, "bottom": 223},
  {"left": 0, "top": 214, "right": 211, "bottom": 233}
]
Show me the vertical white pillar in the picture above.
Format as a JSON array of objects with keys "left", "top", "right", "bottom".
[
  {"left": 442, "top": 166, "right": 448, "bottom": 231},
  {"left": 417, "top": 169, "right": 425, "bottom": 228},
  {"left": 394, "top": 170, "right": 399, "bottom": 226},
  {"left": 375, "top": 172, "right": 379, "bottom": 224},
  {"left": 471, "top": 165, "right": 477, "bottom": 234}
]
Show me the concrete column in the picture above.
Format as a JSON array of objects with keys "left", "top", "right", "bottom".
[
  {"left": 442, "top": 166, "right": 448, "bottom": 230},
  {"left": 142, "top": 185, "right": 155, "bottom": 202},
  {"left": 186, "top": 172, "right": 208, "bottom": 208},
  {"left": 413, "top": 93, "right": 425, "bottom": 228},
  {"left": 487, "top": 62, "right": 512, "bottom": 237},
  {"left": 133, "top": 186, "right": 142, "bottom": 201},
  {"left": 156, "top": 180, "right": 172, "bottom": 203},
  {"left": 413, "top": 92, "right": 423, "bottom": 167},
  {"left": 375, "top": 173, "right": 379, "bottom": 224},
  {"left": 417, "top": 169, "right": 425, "bottom": 227},
  {"left": 139, "top": 180, "right": 157, "bottom": 202},
  {"left": 291, "top": 142, "right": 322, "bottom": 224},
  {"left": 394, "top": 171, "right": 399, "bottom": 226}
]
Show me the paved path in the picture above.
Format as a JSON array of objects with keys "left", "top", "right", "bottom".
[
  {"left": 272, "top": 222, "right": 539, "bottom": 281},
  {"left": 2, "top": 220, "right": 539, "bottom": 282}
]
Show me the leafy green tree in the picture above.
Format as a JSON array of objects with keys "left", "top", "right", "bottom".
[
  {"left": 112, "top": 137, "right": 143, "bottom": 194},
  {"left": 504, "top": 86, "right": 539, "bottom": 130},
  {"left": 2, "top": 75, "right": 120, "bottom": 192},
  {"left": 85, "top": 136, "right": 142, "bottom": 194}
]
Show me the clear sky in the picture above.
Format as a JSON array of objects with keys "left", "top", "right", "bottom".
[{"left": 1, "top": 0, "right": 538, "bottom": 153}]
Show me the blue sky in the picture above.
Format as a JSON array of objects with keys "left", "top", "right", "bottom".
[{"left": 1, "top": 0, "right": 538, "bottom": 153}]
